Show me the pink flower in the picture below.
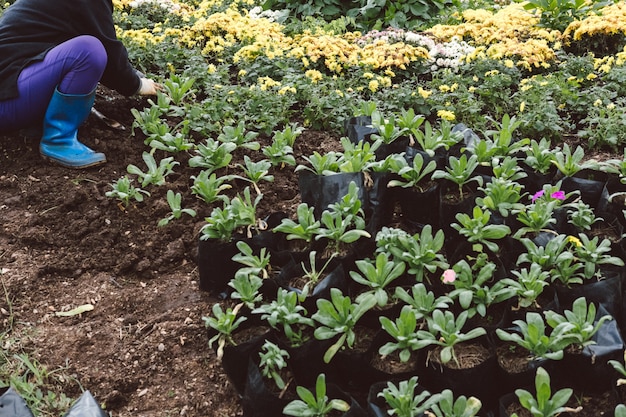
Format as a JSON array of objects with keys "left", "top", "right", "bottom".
[
  {"left": 442, "top": 269, "right": 456, "bottom": 284},
  {"left": 531, "top": 190, "right": 545, "bottom": 203},
  {"left": 550, "top": 191, "right": 565, "bottom": 200}
]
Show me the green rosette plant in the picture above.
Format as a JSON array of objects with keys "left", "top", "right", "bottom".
[
  {"left": 495, "top": 312, "right": 579, "bottom": 361},
  {"left": 544, "top": 296, "right": 613, "bottom": 348},
  {"left": 447, "top": 256, "right": 515, "bottom": 318},
  {"left": 283, "top": 373, "right": 350, "bottom": 417},
  {"left": 311, "top": 287, "right": 377, "bottom": 363},
  {"left": 349, "top": 252, "right": 406, "bottom": 307},
  {"left": 378, "top": 376, "right": 441, "bottom": 417},
  {"left": 203, "top": 303, "right": 247, "bottom": 360},
  {"left": 419, "top": 309, "right": 487, "bottom": 367},
  {"left": 425, "top": 389, "right": 482, "bottom": 417},
  {"left": 512, "top": 367, "right": 580, "bottom": 417},
  {"left": 432, "top": 153, "right": 483, "bottom": 200},
  {"left": 451, "top": 205, "right": 512, "bottom": 254},
  {"left": 375, "top": 225, "right": 448, "bottom": 284},
  {"left": 252, "top": 288, "right": 315, "bottom": 347}
]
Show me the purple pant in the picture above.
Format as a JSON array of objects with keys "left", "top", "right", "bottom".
[{"left": 0, "top": 35, "right": 107, "bottom": 133}]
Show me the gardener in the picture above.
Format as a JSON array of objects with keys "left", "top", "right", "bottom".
[{"left": 0, "top": 0, "right": 162, "bottom": 168}]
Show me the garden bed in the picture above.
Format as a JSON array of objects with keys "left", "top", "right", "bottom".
[{"left": 0, "top": 86, "right": 340, "bottom": 416}]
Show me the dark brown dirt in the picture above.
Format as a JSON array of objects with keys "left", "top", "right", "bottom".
[{"left": 0, "top": 86, "right": 339, "bottom": 416}]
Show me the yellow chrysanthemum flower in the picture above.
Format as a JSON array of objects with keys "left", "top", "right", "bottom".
[
  {"left": 437, "top": 110, "right": 456, "bottom": 121},
  {"left": 418, "top": 87, "right": 432, "bottom": 99}
]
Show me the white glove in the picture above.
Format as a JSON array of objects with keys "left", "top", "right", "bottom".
[{"left": 137, "top": 77, "right": 162, "bottom": 95}]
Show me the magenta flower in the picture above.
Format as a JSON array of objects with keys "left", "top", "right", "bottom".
[
  {"left": 550, "top": 191, "right": 565, "bottom": 200},
  {"left": 531, "top": 190, "right": 545, "bottom": 203},
  {"left": 442, "top": 269, "right": 456, "bottom": 284}
]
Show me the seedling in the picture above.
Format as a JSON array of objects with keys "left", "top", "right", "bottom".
[
  {"left": 312, "top": 287, "right": 376, "bottom": 363},
  {"left": 499, "top": 263, "right": 551, "bottom": 309},
  {"left": 227, "top": 155, "right": 274, "bottom": 195},
  {"left": 370, "top": 111, "right": 407, "bottom": 144},
  {"left": 495, "top": 311, "right": 578, "bottom": 360},
  {"left": 127, "top": 151, "right": 179, "bottom": 187},
  {"left": 379, "top": 376, "right": 440, "bottom": 417},
  {"left": 232, "top": 240, "right": 271, "bottom": 279},
  {"left": 299, "top": 251, "right": 337, "bottom": 298},
  {"left": 273, "top": 203, "right": 321, "bottom": 243},
  {"left": 375, "top": 225, "right": 448, "bottom": 283},
  {"left": 513, "top": 367, "right": 580, "bottom": 417},
  {"left": 349, "top": 252, "right": 406, "bottom": 307},
  {"left": 425, "top": 389, "right": 482, "bottom": 417},
  {"left": 217, "top": 120, "right": 260, "bottom": 151},
  {"left": 295, "top": 151, "right": 341, "bottom": 175},
  {"left": 386, "top": 152, "right": 438, "bottom": 190},
  {"left": 188, "top": 138, "right": 236, "bottom": 172},
  {"left": 448, "top": 257, "right": 515, "bottom": 318},
  {"left": 413, "top": 119, "right": 461, "bottom": 157},
  {"left": 420, "top": 309, "right": 487, "bottom": 367},
  {"left": 228, "top": 272, "right": 263, "bottom": 309},
  {"left": 105, "top": 175, "right": 150, "bottom": 208},
  {"left": 190, "top": 170, "right": 231, "bottom": 204},
  {"left": 432, "top": 153, "right": 483, "bottom": 199},
  {"left": 158, "top": 190, "right": 197, "bottom": 226},
  {"left": 252, "top": 288, "right": 315, "bottom": 347},
  {"left": 379, "top": 305, "right": 429, "bottom": 362},
  {"left": 259, "top": 340, "right": 290, "bottom": 390},
  {"left": 544, "top": 296, "right": 613, "bottom": 348},
  {"left": 283, "top": 373, "right": 350, "bottom": 417},
  {"left": 394, "top": 283, "right": 453, "bottom": 318},
  {"left": 203, "top": 303, "right": 247, "bottom": 360},
  {"left": 451, "top": 206, "right": 511, "bottom": 254}
]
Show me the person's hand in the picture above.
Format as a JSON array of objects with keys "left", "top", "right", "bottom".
[{"left": 137, "top": 77, "right": 163, "bottom": 95}]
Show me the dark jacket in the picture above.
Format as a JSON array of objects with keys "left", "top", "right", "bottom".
[{"left": 0, "top": 0, "right": 141, "bottom": 100}]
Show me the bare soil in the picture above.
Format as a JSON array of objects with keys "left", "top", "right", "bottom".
[{"left": 0, "top": 86, "right": 338, "bottom": 416}]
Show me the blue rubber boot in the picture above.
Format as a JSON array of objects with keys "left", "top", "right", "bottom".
[{"left": 40, "top": 88, "right": 106, "bottom": 168}]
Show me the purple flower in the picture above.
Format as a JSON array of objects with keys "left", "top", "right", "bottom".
[
  {"left": 551, "top": 191, "right": 565, "bottom": 200},
  {"left": 531, "top": 190, "right": 545, "bottom": 203}
]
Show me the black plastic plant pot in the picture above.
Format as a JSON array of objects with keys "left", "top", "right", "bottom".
[
  {"left": 519, "top": 164, "right": 557, "bottom": 193},
  {"left": 326, "top": 383, "right": 369, "bottom": 417},
  {"left": 344, "top": 116, "right": 377, "bottom": 144},
  {"left": 366, "top": 379, "right": 429, "bottom": 417},
  {"left": 495, "top": 342, "right": 559, "bottom": 394},
  {"left": 396, "top": 182, "right": 440, "bottom": 227},
  {"left": 404, "top": 146, "right": 447, "bottom": 170},
  {"left": 365, "top": 172, "right": 396, "bottom": 233},
  {"left": 283, "top": 337, "right": 340, "bottom": 389},
  {"left": 497, "top": 391, "right": 522, "bottom": 417},
  {"left": 241, "top": 359, "right": 291, "bottom": 417},
  {"left": 298, "top": 171, "right": 368, "bottom": 219},
  {"left": 64, "top": 390, "right": 108, "bottom": 417},
  {"left": 0, "top": 387, "right": 34, "bottom": 417},
  {"left": 222, "top": 331, "right": 276, "bottom": 396},
  {"left": 197, "top": 237, "right": 241, "bottom": 294},
  {"left": 438, "top": 182, "right": 480, "bottom": 243},
  {"left": 554, "top": 269, "right": 624, "bottom": 329},
  {"left": 366, "top": 329, "right": 429, "bottom": 382},
  {"left": 560, "top": 310, "right": 625, "bottom": 393},
  {"left": 375, "top": 137, "right": 411, "bottom": 161},
  {"left": 561, "top": 172, "right": 609, "bottom": 211},
  {"left": 424, "top": 338, "right": 502, "bottom": 412},
  {"left": 197, "top": 212, "right": 288, "bottom": 295}
]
